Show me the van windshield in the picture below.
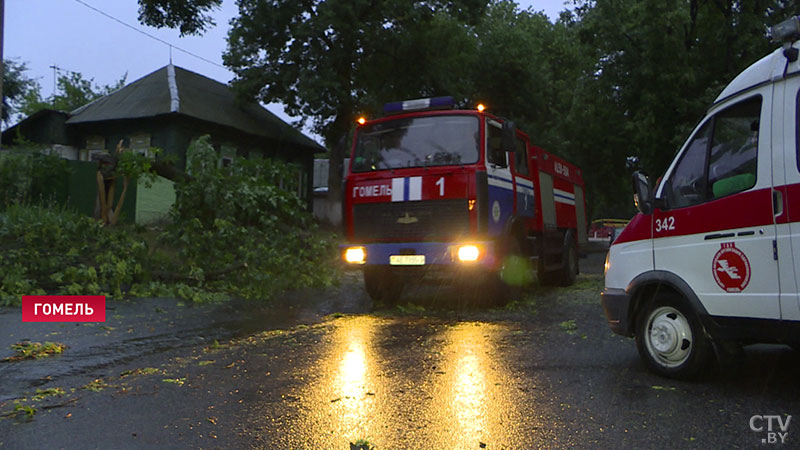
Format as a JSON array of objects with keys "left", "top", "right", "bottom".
[{"left": 351, "top": 115, "right": 479, "bottom": 172}]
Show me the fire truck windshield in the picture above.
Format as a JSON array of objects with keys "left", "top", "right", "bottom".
[{"left": 351, "top": 115, "right": 479, "bottom": 172}]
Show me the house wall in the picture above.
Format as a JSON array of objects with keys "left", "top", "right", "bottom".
[
  {"left": 14, "top": 113, "right": 319, "bottom": 216},
  {"left": 166, "top": 115, "right": 316, "bottom": 206},
  {"left": 135, "top": 176, "right": 175, "bottom": 224},
  {"left": 63, "top": 160, "right": 137, "bottom": 223},
  {"left": 1, "top": 111, "right": 70, "bottom": 146}
]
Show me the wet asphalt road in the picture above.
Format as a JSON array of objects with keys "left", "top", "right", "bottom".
[{"left": 1, "top": 247, "right": 799, "bottom": 449}]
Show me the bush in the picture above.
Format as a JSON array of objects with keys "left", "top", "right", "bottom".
[
  {"left": 0, "top": 136, "right": 338, "bottom": 305},
  {"left": 0, "top": 149, "right": 70, "bottom": 208},
  {"left": 0, "top": 204, "right": 147, "bottom": 305},
  {"left": 160, "top": 136, "right": 338, "bottom": 301}
]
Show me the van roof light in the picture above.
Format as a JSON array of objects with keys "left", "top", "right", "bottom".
[
  {"left": 769, "top": 16, "right": 800, "bottom": 43},
  {"left": 383, "top": 96, "right": 454, "bottom": 114}
]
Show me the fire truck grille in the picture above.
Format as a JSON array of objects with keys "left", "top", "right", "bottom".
[{"left": 353, "top": 199, "right": 470, "bottom": 241}]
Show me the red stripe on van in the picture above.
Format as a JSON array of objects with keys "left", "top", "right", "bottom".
[
  {"left": 613, "top": 186, "right": 777, "bottom": 245},
  {"left": 613, "top": 213, "right": 651, "bottom": 245},
  {"left": 652, "top": 188, "right": 772, "bottom": 238}
]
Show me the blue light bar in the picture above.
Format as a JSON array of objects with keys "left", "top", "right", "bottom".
[{"left": 383, "top": 96, "right": 454, "bottom": 114}]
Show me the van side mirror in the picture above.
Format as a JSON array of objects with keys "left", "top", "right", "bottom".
[
  {"left": 632, "top": 170, "right": 653, "bottom": 215},
  {"left": 502, "top": 120, "right": 516, "bottom": 153}
]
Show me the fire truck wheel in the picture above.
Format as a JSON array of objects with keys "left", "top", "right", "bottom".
[
  {"left": 363, "top": 267, "right": 403, "bottom": 304},
  {"left": 493, "top": 237, "right": 529, "bottom": 306},
  {"left": 558, "top": 238, "right": 579, "bottom": 287},
  {"left": 537, "top": 233, "right": 578, "bottom": 286},
  {"left": 635, "top": 294, "right": 712, "bottom": 379}
]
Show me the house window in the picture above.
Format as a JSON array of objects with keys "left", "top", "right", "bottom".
[
  {"left": 79, "top": 135, "right": 106, "bottom": 161},
  {"left": 298, "top": 170, "right": 308, "bottom": 200},
  {"left": 220, "top": 144, "right": 236, "bottom": 167},
  {"left": 130, "top": 133, "right": 152, "bottom": 157}
]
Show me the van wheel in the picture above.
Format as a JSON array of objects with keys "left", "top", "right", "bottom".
[
  {"left": 363, "top": 267, "right": 403, "bottom": 304},
  {"left": 635, "top": 294, "right": 712, "bottom": 379}
]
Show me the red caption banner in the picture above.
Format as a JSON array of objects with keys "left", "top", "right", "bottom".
[{"left": 22, "top": 296, "right": 106, "bottom": 322}]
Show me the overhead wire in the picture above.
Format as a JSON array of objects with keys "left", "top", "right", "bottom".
[{"left": 70, "top": 0, "right": 226, "bottom": 70}]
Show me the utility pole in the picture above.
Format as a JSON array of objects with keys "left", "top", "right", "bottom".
[
  {"left": 0, "top": 0, "right": 5, "bottom": 149},
  {"left": 50, "top": 65, "right": 58, "bottom": 106}
]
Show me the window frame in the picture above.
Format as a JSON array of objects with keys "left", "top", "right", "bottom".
[
  {"left": 486, "top": 119, "right": 507, "bottom": 168},
  {"left": 659, "top": 94, "right": 762, "bottom": 211}
]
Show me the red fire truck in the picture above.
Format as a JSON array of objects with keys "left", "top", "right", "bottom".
[{"left": 341, "top": 97, "right": 588, "bottom": 304}]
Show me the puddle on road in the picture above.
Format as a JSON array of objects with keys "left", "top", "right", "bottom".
[
  {"left": 255, "top": 316, "right": 541, "bottom": 449},
  {"left": 0, "top": 279, "right": 373, "bottom": 403}
]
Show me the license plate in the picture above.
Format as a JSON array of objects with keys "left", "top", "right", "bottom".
[{"left": 390, "top": 255, "right": 425, "bottom": 266}]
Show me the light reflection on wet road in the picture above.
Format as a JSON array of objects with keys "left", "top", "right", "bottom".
[{"left": 276, "top": 316, "right": 535, "bottom": 449}]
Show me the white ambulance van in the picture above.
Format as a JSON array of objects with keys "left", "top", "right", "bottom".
[{"left": 602, "top": 17, "right": 800, "bottom": 378}]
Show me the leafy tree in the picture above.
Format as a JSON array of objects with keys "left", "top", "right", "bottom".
[
  {"left": 568, "top": 0, "right": 786, "bottom": 216},
  {"left": 20, "top": 71, "right": 127, "bottom": 117},
  {"left": 137, "top": 0, "right": 222, "bottom": 36},
  {"left": 224, "top": 0, "right": 488, "bottom": 223},
  {"left": 2, "top": 60, "right": 37, "bottom": 125}
]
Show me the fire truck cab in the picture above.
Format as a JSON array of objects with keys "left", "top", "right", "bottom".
[
  {"left": 342, "top": 97, "right": 587, "bottom": 304},
  {"left": 602, "top": 17, "right": 800, "bottom": 378}
]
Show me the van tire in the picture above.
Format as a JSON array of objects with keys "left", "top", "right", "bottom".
[
  {"left": 635, "top": 294, "right": 712, "bottom": 379},
  {"left": 363, "top": 267, "right": 403, "bottom": 305}
]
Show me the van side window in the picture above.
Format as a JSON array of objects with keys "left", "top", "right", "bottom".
[
  {"left": 708, "top": 99, "right": 760, "bottom": 198},
  {"left": 663, "top": 96, "right": 761, "bottom": 209},
  {"left": 664, "top": 122, "right": 711, "bottom": 209},
  {"left": 487, "top": 122, "right": 507, "bottom": 167}
]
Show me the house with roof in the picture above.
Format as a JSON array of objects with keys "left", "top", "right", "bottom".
[{"left": 2, "top": 64, "right": 325, "bottom": 223}]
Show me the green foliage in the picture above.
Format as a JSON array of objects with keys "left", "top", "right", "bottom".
[
  {"left": 3, "top": 341, "right": 67, "bottom": 361},
  {"left": 0, "top": 149, "right": 71, "bottom": 208},
  {"left": 161, "top": 135, "right": 339, "bottom": 301},
  {"left": 116, "top": 148, "right": 161, "bottom": 187},
  {"left": 32, "top": 387, "right": 65, "bottom": 400},
  {"left": 137, "top": 0, "right": 222, "bottom": 36},
  {"left": 19, "top": 70, "right": 127, "bottom": 117},
  {"left": 219, "top": 0, "right": 793, "bottom": 218},
  {"left": 2, "top": 59, "right": 38, "bottom": 124},
  {"left": 0, "top": 205, "right": 147, "bottom": 305},
  {"left": 566, "top": 0, "right": 786, "bottom": 216},
  {"left": 559, "top": 319, "right": 578, "bottom": 335},
  {"left": 13, "top": 403, "right": 36, "bottom": 419},
  {"left": 225, "top": 0, "right": 489, "bottom": 206},
  {"left": 161, "top": 377, "right": 186, "bottom": 386},
  {"left": 82, "top": 379, "right": 109, "bottom": 392},
  {"left": 0, "top": 142, "right": 337, "bottom": 305}
]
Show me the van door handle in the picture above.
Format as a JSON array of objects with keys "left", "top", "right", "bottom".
[
  {"left": 773, "top": 190, "right": 784, "bottom": 217},
  {"left": 704, "top": 232, "right": 736, "bottom": 240}
]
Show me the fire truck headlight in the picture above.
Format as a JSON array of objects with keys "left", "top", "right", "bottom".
[
  {"left": 344, "top": 247, "right": 367, "bottom": 264},
  {"left": 457, "top": 245, "right": 481, "bottom": 262}
]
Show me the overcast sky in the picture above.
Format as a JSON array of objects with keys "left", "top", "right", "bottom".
[{"left": 5, "top": 0, "right": 573, "bottom": 139}]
